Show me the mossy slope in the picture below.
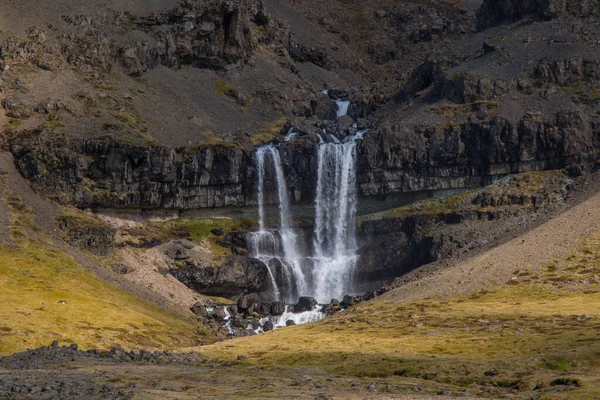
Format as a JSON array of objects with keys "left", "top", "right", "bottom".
[
  {"left": 201, "top": 230, "right": 600, "bottom": 399},
  {"left": 0, "top": 241, "right": 208, "bottom": 355}
]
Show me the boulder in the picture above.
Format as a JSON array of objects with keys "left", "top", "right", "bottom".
[
  {"left": 293, "top": 297, "right": 318, "bottom": 313},
  {"left": 190, "top": 303, "right": 207, "bottom": 317},
  {"left": 341, "top": 295, "right": 355, "bottom": 308},
  {"left": 271, "top": 301, "right": 286, "bottom": 316},
  {"left": 262, "top": 321, "right": 274, "bottom": 332},
  {"left": 210, "top": 308, "right": 227, "bottom": 322},
  {"left": 169, "top": 256, "right": 269, "bottom": 297},
  {"left": 286, "top": 320, "right": 296, "bottom": 326}
]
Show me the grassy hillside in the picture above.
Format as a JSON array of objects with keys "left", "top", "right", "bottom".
[
  {"left": 0, "top": 240, "right": 210, "bottom": 355},
  {"left": 201, "top": 231, "right": 600, "bottom": 399}
]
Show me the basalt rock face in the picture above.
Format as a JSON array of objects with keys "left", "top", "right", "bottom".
[
  {"left": 9, "top": 108, "right": 600, "bottom": 210},
  {"left": 476, "top": 0, "right": 600, "bottom": 30},
  {"left": 356, "top": 111, "right": 597, "bottom": 197},
  {"left": 120, "top": 0, "right": 260, "bottom": 75},
  {"left": 9, "top": 129, "right": 323, "bottom": 210},
  {"left": 11, "top": 132, "right": 253, "bottom": 209},
  {"left": 355, "top": 170, "right": 573, "bottom": 283}
]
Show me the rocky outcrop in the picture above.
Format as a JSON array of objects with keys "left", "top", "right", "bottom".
[
  {"left": 169, "top": 257, "right": 269, "bottom": 297},
  {"left": 120, "top": 0, "right": 260, "bottom": 75},
  {"left": 356, "top": 110, "right": 597, "bottom": 197},
  {"left": 477, "top": 0, "right": 600, "bottom": 30},
  {"left": 56, "top": 212, "right": 116, "bottom": 255},
  {"left": 159, "top": 239, "right": 268, "bottom": 297},
  {"left": 355, "top": 170, "right": 573, "bottom": 283},
  {"left": 11, "top": 133, "right": 252, "bottom": 209},
  {"left": 10, "top": 104, "right": 600, "bottom": 210}
]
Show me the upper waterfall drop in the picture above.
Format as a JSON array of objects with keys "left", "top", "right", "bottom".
[{"left": 335, "top": 99, "right": 350, "bottom": 117}]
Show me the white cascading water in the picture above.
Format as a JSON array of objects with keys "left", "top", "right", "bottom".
[
  {"left": 335, "top": 99, "right": 350, "bottom": 117},
  {"left": 250, "top": 132, "right": 366, "bottom": 304},
  {"left": 249, "top": 145, "right": 308, "bottom": 303},
  {"left": 310, "top": 133, "right": 361, "bottom": 302},
  {"left": 260, "top": 305, "right": 325, "bottom": 329}
]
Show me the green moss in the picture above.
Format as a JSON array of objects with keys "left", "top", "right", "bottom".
[
  {"left": 41, "top": 120, "right": 65, "bottom": 130},
  {"left": 383, "top": 191, "right": 472, "bottom": 219},
  {"left": 153, "top": 217, "right": 257, "bottom": 259},
  {"left": 251, "top": 118, "right": 287, "bottom": 146}
]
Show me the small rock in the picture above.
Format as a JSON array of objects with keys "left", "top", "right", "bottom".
[
  {"left": 576, "top": 313, "right": 588, "bottom": 322},
  {"left": 286, "top": 320, "right": 296, "bottom": 326},
  {"left": 190, "top": 303, "right": 207, "bottom": 317}
]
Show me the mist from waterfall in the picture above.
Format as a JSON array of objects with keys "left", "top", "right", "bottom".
[{"left": 249, "top": 132, "right": 365, "bottom": 304}]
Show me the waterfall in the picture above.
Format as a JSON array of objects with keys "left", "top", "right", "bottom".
[
  {"left": 311, "top": 134, "right": 360, "bottom": 302},
  {"left": 335, "top": 99, "right": 350, "bottom": 117},
  {"left": 250, "top": 145, "right": 307, "bottom": 303}
]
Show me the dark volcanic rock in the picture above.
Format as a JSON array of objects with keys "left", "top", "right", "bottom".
[
  {"left": 120, "top": 0, "right": 257, "bottom": 74},
  {"left": 56, "top": 213, "right": 115, "bottom": 255},
  {"left": 357, "top": 110, "right": 597, "bottom": 197},
  {"left": 11, "top": 133, "right": 252, "bottom": 209},
  {"left": 477, "top": 0, "right": 599, "bottom": 31},
  {"left": 270, "top": 301, "right": 286, "bottom": 316},
  {"left": 262, "top": 320, "right": 274, "bottom": 332},
  {"left": 293, "top": 296, "right": 317, "bottom": 312},
  {"left": 169, "top": 257, "right": 269, "bottom": 297}
]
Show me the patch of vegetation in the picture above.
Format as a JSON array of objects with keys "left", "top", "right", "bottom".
[
  {"left": 429, "top": 100, "right": 499, "bottom": 122},
  {"left": 56, "top": 206, "right": 108, "bottom": 230},
  {"left": 139, "top": 218, "right": 257, "bottom": 261},
  {"left": 250, "top": 118, "right": 287, "bottom": 146},
  {"left": 198, "top": 131, "right": 241, "bottom": 149},
  {"left": 41, "top": 120, "right": 65, "bottom": 131},
  {"left": 370, "top": 170, "right": 567, "bottom": 222},
  {"left": 382, "top": 191, "right": 473, "bottom": 219},
  {"left": 215, "top": 80, "right": 237, "bottom": 98},
  {"left": 0, "top": 240, "right": 210, "bottom": 355}
]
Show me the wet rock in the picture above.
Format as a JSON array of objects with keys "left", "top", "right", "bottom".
[
  {"left": 270, "top": 301, "right": 286, "bottom": 316},
  {"left": 341, "top": 295, "right": 355, "bottom": 308},
  {"left": 210, "top": 308, "right": 227, "bottom": 322},
  {"left": 262, "top": 321, "right": 274, "bottom": 332},
  {"left": 231, "top": 316, "right": 249, "bottom": 329},
  {"left": 286, "top": 320, "right": 296, "bottom": 326},
  {"left": 293, "top": 297, "right": 317, "bottom": 312}
]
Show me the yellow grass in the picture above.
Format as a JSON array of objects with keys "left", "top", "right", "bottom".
[
  {"left": 199, "top": 232, "right": 600, "bottom": 398},
  {"left": 0, "top": 241, "right": 209, "bottom": 355}
]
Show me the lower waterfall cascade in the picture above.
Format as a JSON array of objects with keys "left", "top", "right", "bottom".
[{"left": 249, "top": 130, "right": 367, "bottom": 305}]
